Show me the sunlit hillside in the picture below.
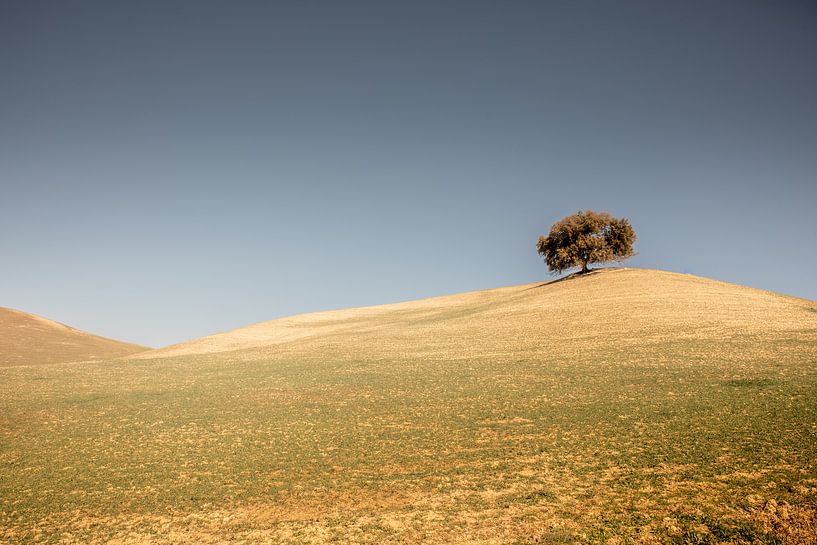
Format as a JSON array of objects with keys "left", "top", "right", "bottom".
[
  {"left": 137, "top": 268, "right": 816, "bottom": 363},
  {"left": 2, "top": 269, "right": 816, "bottom": 544},
  {"left": 0, "top": 307, "right": 147, "bottom": 366}
]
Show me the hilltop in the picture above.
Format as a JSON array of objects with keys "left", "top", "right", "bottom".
[
  {"left": 137, "top": 268, "right": 817, "bottom": 360},
  {"left": 0, "top": 307, "right": 147, "bottom": 366}
]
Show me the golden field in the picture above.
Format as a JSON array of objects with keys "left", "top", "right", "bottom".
[{"left": 1, "top": 268, "right": 816, "bottom": 544}]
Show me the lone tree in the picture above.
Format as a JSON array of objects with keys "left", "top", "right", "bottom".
[{"left": 537, "top": 210, "right": 636, "bottom": 274}]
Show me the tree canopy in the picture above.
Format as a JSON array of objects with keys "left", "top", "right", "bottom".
[{"left": 536, "top": 211, "right": 636, "bottom": 274}]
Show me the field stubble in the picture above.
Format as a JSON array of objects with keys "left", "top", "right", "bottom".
[{"left": 1, "top": 269, "right": 816, "bottom": 543}]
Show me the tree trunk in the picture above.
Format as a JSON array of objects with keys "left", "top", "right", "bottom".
[{"left": 581, "top": 261, "right": 589, "bottom": 274}]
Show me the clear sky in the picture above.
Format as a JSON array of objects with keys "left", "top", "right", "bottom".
[{"left": 2, "top": 1, "right": 816, "bottom": 347}]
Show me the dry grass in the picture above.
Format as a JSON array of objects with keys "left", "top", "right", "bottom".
[
  {"left": 0, "top": 307, "right": 147, "bottom": 366},
  {"left": 136, "top": 268, "right": 817, "bottom": 362},
  {"left": 1, "top": 268, "right": 816, "bottom": 544}
]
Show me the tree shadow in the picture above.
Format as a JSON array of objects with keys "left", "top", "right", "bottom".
[{"left": 524, "top": 267, "right": 618, "bottom": 290}]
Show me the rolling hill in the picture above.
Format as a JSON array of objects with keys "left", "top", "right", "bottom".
[
  {"left": 2, "top": 268, "right": 816, "bottom": 544},
  {"left": 136, "top": 268, "right": 817, "bottom": 361},
  {"left": 0, "top": 307, "right": 147, "bottom": 366}
]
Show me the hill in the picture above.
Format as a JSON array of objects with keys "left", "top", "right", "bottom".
[
  {"left": 137, "top": 268, "right": 817, "bottom": 361},
  {"left": 2, "top": 268, "right": 816, "bottom": 544},
  {"left": 0, "top": 307, "right": 147, "bottom": 366}
]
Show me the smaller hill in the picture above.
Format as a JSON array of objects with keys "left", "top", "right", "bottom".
[{"left": 0, "top": 307, "right": 147, "bottom": 366}]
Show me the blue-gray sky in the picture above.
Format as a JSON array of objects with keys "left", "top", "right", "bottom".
[{"left": 2, "top": 1, "right": 816, "bottom": 347}]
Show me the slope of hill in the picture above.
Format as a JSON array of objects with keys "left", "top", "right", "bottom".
[
  {"left": 2, "top": 268, "right": 816, "bottom": 544},
  {"left": 0, "top": 307, "right": 147, "bottom": 366},
  {"left": 137, "top": 268, "right": 817, "bottom": 361}
]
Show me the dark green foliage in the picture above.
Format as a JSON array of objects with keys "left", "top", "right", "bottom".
[{"left": 537, "top": 210, "right": 636, "bottom": 274}]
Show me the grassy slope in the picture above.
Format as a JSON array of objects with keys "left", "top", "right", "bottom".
[
  {"left": 1, "top": 269, "right": 816, "bottom": 544},
  {"left": 0, "top": 307, "right": 147, "bottom": 366}
]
